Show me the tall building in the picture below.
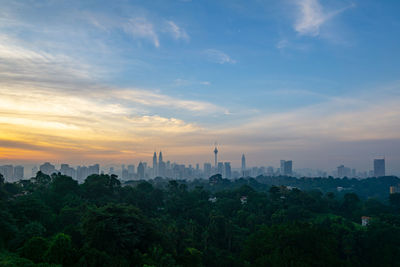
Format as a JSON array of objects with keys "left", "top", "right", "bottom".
[
  {"left": 13, "top": 165, "right": 24, "bottom": 180},
  {"left": 204, "top": 163, "right": 212, "bottom": 178},
  {"left": 284, "top": 160, "right": 293, "bottom": 176},
  {"left": 241, "top": 154, "right": 246, "bottom": 174},
  {"left": 337, "top": 165, "right": 351, "bottom": 178},
  {"left": 158, "top": 151, "right": 165, "bottom": 177},
  {"left": 88, "top": 164, "right": 100, "bottom": 176},
  {"left": 137, "top": 162, "right": 145, "bottom": 179},
  {"left": 77, "top": 166, "right": 88, "bottom": 181},
  {"left": 159, "top": 151, "right": 163, "bottom": 163},
  {"left": 0, "top": 165, "right": 13, "bottom": 181},
  {"left": 127, "top": 165, "right": 135, "bottom": 176},
  {"left": 214, "top": 146, "right": 218, "bottom": 168},
  {"left": 153, "top": 152, "right": 158, "bottom": 177},
  {"left": 157, "top": 151, "right": 166, "bottom": 177},
  {"left": 40, "top": 162, "right": 56, "bottom": 176},
  {"left": 224, "top": 162, "right": 231, "bottom": 179},
  {"left": 121, "top": 167, "right": 129, "bottom": 180},
  {"left": 217, "top": 162, "right": 224, "bottom": 176},
  {"left": 60, "top": 164, "right": 76, "bottom": 179},
  {"left": 280, "top": 160, "right": 285, "bottom": 175},
  {"left": 374, "top": 159, "right": 385, "bottom": 177},
  {"left": 32, "top": 166, "right": 38, "bottom": 177}
]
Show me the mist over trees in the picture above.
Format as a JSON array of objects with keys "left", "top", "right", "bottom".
[{"left": 1, "top": 172, "right": 400, "bottom": 266}]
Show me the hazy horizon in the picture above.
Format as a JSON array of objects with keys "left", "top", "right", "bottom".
[{"left": 1, "top": 0, "right": 400, "bottom": 173}]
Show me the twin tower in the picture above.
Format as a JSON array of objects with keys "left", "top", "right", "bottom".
[{"left": 152, "top": 151, "right": 165, "bottom": 177}]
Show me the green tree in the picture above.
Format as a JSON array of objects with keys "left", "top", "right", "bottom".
[
  {"left": 32, "top": 171, "right": 51, "bottom": 186},
  {"left": 21, "top": 236, "right": 49, "bottom": 263},
  {"left": 82, "top": 174, "right": 121, "bottom": 201},
  {"left": 46, "top": 233, "right": 74, "bottom": 265},
  {"left": 82, "top": 204, "right": 160, "bottom": 259}
]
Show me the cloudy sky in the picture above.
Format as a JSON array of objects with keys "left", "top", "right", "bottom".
[{"left": 0, "top": 0, "right": 399, "bottom": 173}]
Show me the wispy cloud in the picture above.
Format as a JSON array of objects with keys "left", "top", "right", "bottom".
[
  {"left": 0, "top": 34, "right": 230, "bottom": 162},
  {"left": 204, "top": 49, "right": 236, "bottom": 64},
  {"left": 112, "top": 89, "right": 223, "bottom": 113},
  {"left": 165, "top": 20, "right": 189, "bottom": 41},
  {"left": 173, "top": 78, "right": 211, "bottom": 87},
  {"left": 124, "top": 17, "right": 160, "bottom": 47},
  {"left": 218, "top": 91, "right": 400, "bottom": 148},
  {"left": 294, "top": 0, "right": 354, "bottom": 36}
]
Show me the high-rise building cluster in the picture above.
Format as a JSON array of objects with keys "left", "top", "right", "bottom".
[
  {"left": 0, "top": 148, "right": 390, "bottom": 182},
  {"left": 334, "top": 158, "right": 386, "bottom": 178},
  {"left": 0, "top": 165, "right": 24, "bottom": 182},
  {"left": 38, "top": 162, "right": 100, "bottom": 183}
]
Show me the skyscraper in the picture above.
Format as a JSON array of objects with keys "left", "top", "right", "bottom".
[
  {"left": 153, "top": 152, "right": 157, "bottom": 177},
  {"left": 40, "top": 162, "right": 56, "bottom": 176},
  {"left": 0, "top": 165, "right": 13, "bottom": 181},
  {"left": 374, "top": 159, "right": 385, "bottom": 177},
  {"left": 217, "top": 162, "right": 224, "bottom": 176},
  {"left": 13, "top": 165, "right": 24, "bottom": 180},
  {"left": 241, "top": 154, "right": 246, "bottom": 173},
  {"left": 284, "top": 160, "right": 293, "bottom": 176},
  {"left": 32, "top": 166, "right": 38, "bottom": 177},
  {"left": 137, "top": 162, "right": 145, "bottom": 179},
  {"left": 214, "top": 146, "right": 218, "bottom": 168},
  {"left": 204, "top": 163, "right": 212, "bottom": 178},
  {"left": 337, "top": 165, "right": 351, "bottom": 178},
  {"left": 159, "top": 151, "right": 163, "bottom": 164},
  {"left": 127, "top": 165, "right": 135, "bottom": 178},
  {"left": 89, "top": 164, "right": 100, "bottom": 175},
  {"left": 224, "top": 162, "right": 231, "bottom": 179},
  {"left": 158, "top": 151, "right": 165, "bottom": 177},
  {"left": 280, "top": 160, "right": 285, "bottom": 175}
]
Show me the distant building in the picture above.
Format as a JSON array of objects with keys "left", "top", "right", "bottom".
[
  {"left": 267, "top": 166, "right": 274, "bottom": 176},
  {"left": 60, "top": 164, "right": 75, "bottom": 179},
  {"left": 390, "top": 184, "right": 400, "bottom": 194},
  {"left": 153, "top": 152, "right": 157, "bottom": 178},
  {"left": 361, "top": 216, "right": 371, "bottom": 226},
  {"left": 241, "top": 154, "right": 246, "bottom": 175},
  {"left": 214, "top": 146, "right": 218, "bottom": 169},
  {"left": 78, "top": 166, "right": 89, "bottom": 181},
  {"left": 204, "top": 163, "right": 212, "bottom": 178},
  {"left": 88, "top": 164, "right": 99, "bottom": 176},
  {"left": 280, "top": 160, "right": 285, "bottom": 175},
  {"left": 251, "top": 167, "right": 258, "bottom": 177},
  {"left": 137, "top": 162, "right": 145, "bottom": 179},
  {"left": 40, "top": 162, "right": 56, "bottom": 176},
  {"left": 284, "top": 160, "right": 293, "bottom": 176},
  {"left": 224, "top": 162, "right": 231, "bottom": 179},
  {"left": 127, "top": 164, "right": 135, "bottom": 177},
  {"left": 31, "top": 166, "right": 38, "bottom": 177},
  {"left": 217, "top": 162, "right": 224, "bottom": 176},
  {"left": 121, "top": 167, "right": 129, "bottom": 180},
  {"left": 13, "top": 165, "right": 24, "bottom": 180},
  {"left": 158, "top": 151, "right": 165, "bottom": 177},
  {"left": 158, "top": 161, "right": 166, "bottom": 177},
  {"left": 0, "top": 165, "right": 14, "bottom": 181},
  {"left": 208, "top": 197, "right": 217, "bottom": 203},
  {"left": 374, "top": 159, "right": 385, "bottom": 177},
  {"left": 337, "top": 165, "right": 351, "bottom": 178}
]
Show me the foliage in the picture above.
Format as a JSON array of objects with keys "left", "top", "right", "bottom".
[{"left": 1, "top": 174, "right": 400, "bottom": 266}]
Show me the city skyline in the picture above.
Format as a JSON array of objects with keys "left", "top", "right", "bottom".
[
  {"left": 0, "top": 1, "right": 400, "bottom": 173},
  {"left": 0, "top": 145, "right": 391, "bottom": 179}
]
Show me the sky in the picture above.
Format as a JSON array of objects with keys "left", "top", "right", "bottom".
[{"left": 0, "top": 0, "right": 400, "bottom": 174}]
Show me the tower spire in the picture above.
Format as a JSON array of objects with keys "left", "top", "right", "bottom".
[{"left": 214, "top": 142, "right": 218, "bottom": 169}]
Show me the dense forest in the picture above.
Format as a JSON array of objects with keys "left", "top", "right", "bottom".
[{"left": 1, "top": 172, "right": 400, "bottom": 266}]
